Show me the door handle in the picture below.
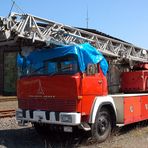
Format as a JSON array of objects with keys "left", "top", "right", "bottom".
[{"left": 98, "top": 80, "right": 102, "bottom": 84}]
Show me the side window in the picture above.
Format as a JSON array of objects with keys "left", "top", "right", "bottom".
[
  {"left": 86, "top": 64, "right": 98, "bottom": 75},
  {"left": 47, "top": 62, "right": 57, "bottom": 73},
  {"left": 44, "top": 61, "right": 57, "bottom": 74}
]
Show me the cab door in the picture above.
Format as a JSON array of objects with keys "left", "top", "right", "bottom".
[{"left": 82, "top": 64, "right": 104, "bottom": 96}]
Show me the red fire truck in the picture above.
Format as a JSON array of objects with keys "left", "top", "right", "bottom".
[{"left": 0, "top": 13, "right": 148, "bottom": 143}]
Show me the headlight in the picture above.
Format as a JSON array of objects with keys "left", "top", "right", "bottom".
[{"left": 61, "top": 115, "right": 72, "bottom": 123}]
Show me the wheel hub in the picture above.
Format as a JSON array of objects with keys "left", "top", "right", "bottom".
[{"left": 97, "top": 116, "right": 108, "bottom": 135}]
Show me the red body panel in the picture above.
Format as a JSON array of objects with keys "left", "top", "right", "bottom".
[
  {"left": 80, "top": 70, "right": 108, "bottom": 122},
  {"left": 17, "top": 66, "right": 108, "bottom": 122},
  {"left": 121, "top": 70, "right": 148, "bottom": 93},
  {"left": 81, "top": 95, "right": 95, "bottom": 122},
  {"left": 141, "top": 96, "right": 148, "bottom": 120},
  {"left": 123, "top": 95, "right": 148, "bottom": 125},
  {"left": 82, "top": 74, "right": 103, "bottom": 96},
  {"left": 17, "top": 74, "right": 82, "bottom": 112},
  {"left": 124, "top": 96, "right": 141, "bottom": 125}
]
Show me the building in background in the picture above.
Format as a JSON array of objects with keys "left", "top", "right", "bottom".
[{"left": 0, "top": 47, "right": 18, "bottom": 95}]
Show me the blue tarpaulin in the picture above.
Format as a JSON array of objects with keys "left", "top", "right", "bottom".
[{"left": 17, "top": 43, "right": 108, "bottom": 75}]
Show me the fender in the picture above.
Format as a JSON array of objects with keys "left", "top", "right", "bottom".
[{"left": 89, "top": 95, "right": 117, "bottom": 123}]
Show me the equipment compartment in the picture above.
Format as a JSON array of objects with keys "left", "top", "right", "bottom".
[{"left": 121, "top": 70, "right": 148, "bottom": 93}]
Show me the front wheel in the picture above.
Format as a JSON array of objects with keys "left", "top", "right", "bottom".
[{"left": 91, "top": 108, "right": 112, "bottom": 143}]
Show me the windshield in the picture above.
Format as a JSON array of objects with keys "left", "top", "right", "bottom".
[{"left": 18, "top": 55, "right": 79, "bottom": 77}]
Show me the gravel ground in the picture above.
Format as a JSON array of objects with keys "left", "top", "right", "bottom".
[
  {"left": 0, "top": 118, "right": 44, "bottom": 148},
  {"left": 80, "top": 123, "right": 148, "bottom": 148},
  {"left": 0, "top": 98, "right": 147, "bottom": 147},
  {"left": 0, "top": 117, "right": 148, "bottom": 148}
]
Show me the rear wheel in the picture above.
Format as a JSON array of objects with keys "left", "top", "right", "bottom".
[{"left": 91, "top": 108, "right": 112, "bottom": 143}]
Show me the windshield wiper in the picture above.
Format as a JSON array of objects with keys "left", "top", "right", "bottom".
[
  {"left": 31, "top": 66, "right": 45, "bottom": 75},
  {"left": 49, "top": 66, "right": 72, "bottom": 76}
]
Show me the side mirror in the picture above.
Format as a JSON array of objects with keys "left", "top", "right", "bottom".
[{"left": 86, "top": 64, "right": 98, "bottom": 75}]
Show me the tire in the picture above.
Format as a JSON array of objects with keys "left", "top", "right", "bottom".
[{"left": 91, "top": 108, "right": 112, "bottom": 143}]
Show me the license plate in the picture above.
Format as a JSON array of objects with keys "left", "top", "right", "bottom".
[{"left": 64, "top": 126, "right": 73, "bottom": 132}]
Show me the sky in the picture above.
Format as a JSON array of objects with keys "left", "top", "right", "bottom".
[{"left": 0, "top": 0, "right": 148, "bottom": 49}]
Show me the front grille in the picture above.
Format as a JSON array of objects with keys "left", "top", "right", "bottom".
[
  {"left": 22, "top": 110, "right": 60, "bottom": 121},
  {"left": 29, "top": 110, "right": 33, "bottom": 119},
  {"left": 22, "top": 110, "right": 26, "bottom": 118},
  {"left": 19, "top": 98, "right": 77, "bottom": 112}
]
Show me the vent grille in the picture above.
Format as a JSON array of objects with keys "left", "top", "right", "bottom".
[{"left": 19, "top": 98, "right": 77, "bottom": 112}]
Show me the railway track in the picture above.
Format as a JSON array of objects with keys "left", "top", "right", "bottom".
[
  {"left": 0, "top": 96, "right": 17, "bottom": 102},
  {"left": 0, "top": 109, "right": 16, "bottom": 118}
]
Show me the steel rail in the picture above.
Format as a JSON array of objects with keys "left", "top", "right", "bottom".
[{"left": 0, "top": 109, "right": 15, "bottom": 118}]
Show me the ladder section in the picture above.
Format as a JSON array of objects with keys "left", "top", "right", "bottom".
[{"left": 0, "top": 12, "right": 148, "bottom": 63}]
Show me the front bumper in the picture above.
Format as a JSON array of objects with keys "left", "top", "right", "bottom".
[{"left": 16, "top": 108, "right": 81, "bottom": 126}]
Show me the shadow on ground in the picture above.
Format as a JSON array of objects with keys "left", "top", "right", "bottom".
[
  {"left": 0, "top": 127, "right": 44, "bottom": 148},
  {"left": 116, "top": 120, "right": 148, "bottom": 136},
  {"left": 0, "top": 121, "right": 148, "bottom": 148},
  {"left": 39, "top": 128, "right": 90, "bottom": 148},
  {"left": 0, "top": 126, "right": 90, "bottom": 148}
]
